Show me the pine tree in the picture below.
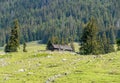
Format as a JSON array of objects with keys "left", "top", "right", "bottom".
[
  {"left": 46, "top": 40, "right": 53, "bottom": 50},
  {"left": 51, "top": 36, "right": 59, "bottom": 44},
  {"left": 23, "top": 42, "right": 27, "bottom": 52},
  {"left": 116, "top": 39, "right": 120, "bottom": 50},
  {"left": 70, "top": 37, "right": 75, "bottom": 52},
  {"left": 109, "top": 26, "right": 116, "bottom": 44},
  {"left": 5, "top": 19, "right": 20, "bottom": 52},
  {"left": 102, "top": 32, "right": 108, "bottom": 54},
  {"left": 70, "top": 42, "right": 75, "bottom": 52},
  {"left": 97, "top": 35, "right": 105, "bottom": 54},
  {"left": 102, "top": 32, "right": 115, "bottom": 53},
  {"left": 107, "top": 37, "right": 115, "bottom": 53},
  {"left": 80, "top": 18, "right": 101, "bottom": 55},
  {"left": 61, "top": 38, "right": 65, "bottom": 45}
]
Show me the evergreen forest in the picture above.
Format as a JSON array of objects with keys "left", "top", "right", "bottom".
[{"left": 0, "top": 0, "right": 120, "bottom": 46}]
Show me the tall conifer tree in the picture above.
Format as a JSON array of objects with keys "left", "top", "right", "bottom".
[
  {"left": 116, "top": 39, "right": 120, "bottom": 50},
  {"left": 102, "top": 32, "right": 115, "bottom": 53},
  {"left": 102, "top": 32, "right": 108, "bottom": 53},
  {"left": 23, "top": 42, "right": 27, "bottom": 52},
  {"left": 109, "top": 26, "right": 116, "bottom": 44},
  {"left": 80, "top": 18, "right": 100, "bottom": 55},
  {"left": 5, "top": 19, "right": 20, "bottom": 52}
]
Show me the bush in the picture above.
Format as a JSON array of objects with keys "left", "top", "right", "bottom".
[{"left": 116, "top": 39, "right": 120, "bottom": 50}]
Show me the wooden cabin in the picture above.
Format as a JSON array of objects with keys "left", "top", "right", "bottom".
[{"left": 49, "top": 44, "right": 73, "bottom": 51}]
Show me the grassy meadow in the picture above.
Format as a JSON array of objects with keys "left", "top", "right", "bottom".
[{"left": 0, "top": 41, "right": 120, "bottom": 83}]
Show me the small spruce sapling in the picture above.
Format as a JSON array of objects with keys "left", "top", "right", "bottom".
[{"left": 23, "top": 42, "right": 27, "bottom": 52}]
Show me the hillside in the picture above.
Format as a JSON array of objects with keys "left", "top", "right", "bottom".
[
  {"left": 0, "top": 42, "right": 120, "bottom": 83},
  {"left": 0, "top": 0, "right": 120, "bottom": 46}
]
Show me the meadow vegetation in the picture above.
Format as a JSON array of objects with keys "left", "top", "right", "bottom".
[{"left": 0, "top": 41, "right": 120, "bottom": 83}]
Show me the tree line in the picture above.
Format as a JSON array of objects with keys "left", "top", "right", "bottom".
[
  {"left": 5, "top": 18, "right": 120, "bottom": 55},
  {"left": 0, "top": 0, "right": 120, "bottom": 46}
]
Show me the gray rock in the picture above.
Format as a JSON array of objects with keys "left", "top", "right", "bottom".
[
  {"left": 62, "top": 58, "right": 67, "bottom": 61},
  {"left": 18, "top": 69, "right": 25, "bottom": 72}
]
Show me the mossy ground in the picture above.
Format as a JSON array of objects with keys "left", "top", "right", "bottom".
[{"left": 0, "top": 41, "right": 120, "bottom": 83}]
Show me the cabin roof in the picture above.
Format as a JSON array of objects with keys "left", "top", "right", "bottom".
[{"left": 52, "top": 44, "right": 73, "bottom": 50}]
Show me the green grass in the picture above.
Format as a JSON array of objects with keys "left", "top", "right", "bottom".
[{"left": 0, "top": 41, "right": 120, "bottom": 83}]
